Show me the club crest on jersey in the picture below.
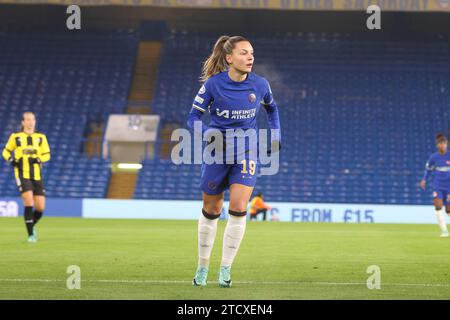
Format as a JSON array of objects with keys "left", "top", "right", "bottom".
[
  {"left": 248, "top": 93, "right": 256, "bottom": 103},
  {"left": 198, "top": 85, "right": 206, "bottom": 95}
]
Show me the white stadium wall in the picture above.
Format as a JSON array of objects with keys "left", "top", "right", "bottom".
[
  {"left": 0, "top": 197, "right": 445, "bottom": 224},
  {"left": 82, "top": 199, "right": 440, "bottom": 224}
]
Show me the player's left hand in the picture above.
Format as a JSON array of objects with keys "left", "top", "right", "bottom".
[
  {"left": 268, "top": 141, "right": 281, "bottom": 156},
  {"left": 419, "top": 179, "right": 426, "bottom": 190}
]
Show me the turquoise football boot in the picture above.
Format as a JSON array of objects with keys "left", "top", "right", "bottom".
[
  {"left": 218, "top": 266, "right": 232, "bottom": 288},
  {"left": 192, "top": 266, "right": 208, "bottom": 286},
  {"left": 27, "top": 235, "right": 37, "bottom": 243}
]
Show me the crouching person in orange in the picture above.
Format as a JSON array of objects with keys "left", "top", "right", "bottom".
[{"left": 249, "top": 192, "right": 272, "bottom": 221}]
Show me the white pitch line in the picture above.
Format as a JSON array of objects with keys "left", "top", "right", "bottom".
[{"left": 0, "top": 278, "right": 449, "bottom": 288}]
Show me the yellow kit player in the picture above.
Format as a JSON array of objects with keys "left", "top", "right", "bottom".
[{"left": 2, "top": 112, "right": 51, "bottom": 243}]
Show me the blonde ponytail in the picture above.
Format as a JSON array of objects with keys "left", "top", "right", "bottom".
[{"left": 200, "top": 35, "right": 249, "bottom": 83}]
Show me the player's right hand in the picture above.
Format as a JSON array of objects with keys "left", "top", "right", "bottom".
[
  {"left": 8, "top": 157, "right": 17, "bottom": 167},
  {"left": 419, "top": 180, "right": 426, "bottom": 190}
]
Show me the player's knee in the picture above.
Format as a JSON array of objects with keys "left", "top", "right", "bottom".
[
  {"left": 229, "top": 204, "right": 248, "bottom": 213},
  {"left": 229, "top": 198, "right": 248, "bottom": 213},
  {"left": 202, "top": 198, "right": 223, "bottom": 216},
  {"left": 24, "top": 200, "right": 34, "bottom": 207}
]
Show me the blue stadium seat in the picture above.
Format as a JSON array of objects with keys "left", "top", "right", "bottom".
[{"left": 0, "top": 29, "right": 137, "bottom": 198}]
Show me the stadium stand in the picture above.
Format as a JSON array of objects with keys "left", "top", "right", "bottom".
[
  {"left": 0, "top": 29, "right": 138, "bottom": 198},
  {"left": 135, "top": 30, "right": 450, "bottom": 204}
]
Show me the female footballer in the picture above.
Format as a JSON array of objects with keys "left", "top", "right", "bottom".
[
  {"left": 420, "top": 133, "right": 450, "bottom": 237},
  {"left": 186, "top": 36, "right": 281, "bottom": 287},
  {"left": 2, "top": 112, "right": 51, "bottom": 243}
]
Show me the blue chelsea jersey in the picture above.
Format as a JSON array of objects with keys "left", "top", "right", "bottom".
[
  {"left": 424, "top": 151, "right": 450, "bottom": 190},
  {"left": 191, "top": 71, "right": 275, "bottom": 131}
]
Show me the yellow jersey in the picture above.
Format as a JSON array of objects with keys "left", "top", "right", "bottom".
[{"left": 2, "top": 131, "right": 51, "bottom": 181}]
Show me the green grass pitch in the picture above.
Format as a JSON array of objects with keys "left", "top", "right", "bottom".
[{"left": 0, "top": 217, "right": 449, "bottom": 300}]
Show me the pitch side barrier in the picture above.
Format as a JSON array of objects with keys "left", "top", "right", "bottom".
[{"left": 0, "top": 197, "right": 439, "bottom": 224}]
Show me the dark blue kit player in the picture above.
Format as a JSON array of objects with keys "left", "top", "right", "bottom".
[
  {"left": 186, "top": 35, "right": 281, "bottom": 287},
  {"left": 420, "top": 133, "right": 450, "bottom": 237}
]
